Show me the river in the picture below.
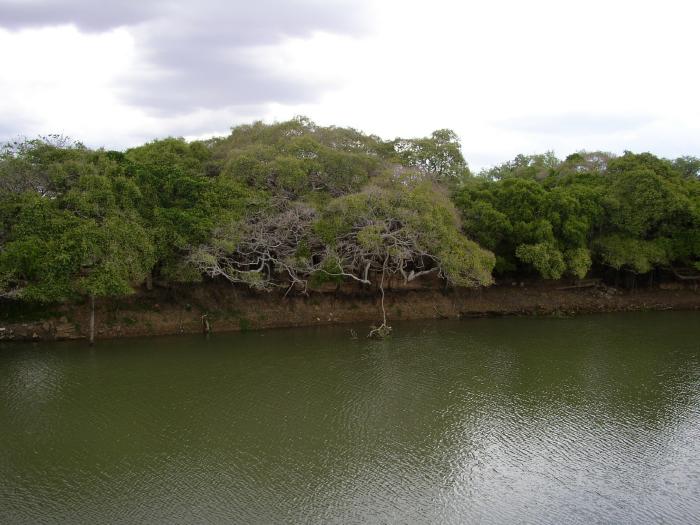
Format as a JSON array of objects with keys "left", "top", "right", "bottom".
[{"left": 1, "top": 312, "right": 699, "bottom": 524}]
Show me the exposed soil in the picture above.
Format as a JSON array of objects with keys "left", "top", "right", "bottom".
[{"left": 1, "top": 279, "right": 698, "bottom": 343}]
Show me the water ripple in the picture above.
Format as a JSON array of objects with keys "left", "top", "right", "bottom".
[{"left": 1, "top": 312, "right": 699, "bottom": 523}]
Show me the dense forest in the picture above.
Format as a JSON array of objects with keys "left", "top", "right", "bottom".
[{"left": 1, "top": 118, "right": 699, "bottom": 332}]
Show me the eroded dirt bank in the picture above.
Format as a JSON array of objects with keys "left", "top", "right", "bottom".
[{"left": 1, "top": 280, "right": 699, "bottom": 342}]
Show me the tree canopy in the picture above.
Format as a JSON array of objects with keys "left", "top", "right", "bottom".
[
  {"left": 456, "top": 150, "right": 700, "bottom": 278},
  {"left": 1, "top": 119, "right": 698, "bottom": 311}
]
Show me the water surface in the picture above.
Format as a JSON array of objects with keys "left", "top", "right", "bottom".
[{"left": 1, "top": 312, "right": 699, "bottom": 524}]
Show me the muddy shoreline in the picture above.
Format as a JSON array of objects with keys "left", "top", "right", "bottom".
[{"left": 1, "top": 280, "right": 698, "bottom": 343}]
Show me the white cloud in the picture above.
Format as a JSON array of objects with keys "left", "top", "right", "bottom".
[{"left": 1, "top": 0, "right": 699, "bottom": 168}]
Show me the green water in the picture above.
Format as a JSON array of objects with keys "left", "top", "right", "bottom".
[{"left": 1, "top": 312, "right": 699, "bottom": 524}]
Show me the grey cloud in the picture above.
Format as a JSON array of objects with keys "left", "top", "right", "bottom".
[
  {"left": 0, "top": 0, "right": 366, "bottom": 40},
  {"left": 0, "top": 0, "right": 369, "bottom": 113},
  {"left": 498, "top": 113, "right": 655, "bottom": 135},
  {"left": 0, "top": 0, "right": 163, "bottom": 31}
]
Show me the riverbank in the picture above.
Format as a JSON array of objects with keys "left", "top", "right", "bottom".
[
  {"left": 0, "top": 280, "right": 698, "bottom": 342},
  {"left": 0, "top": 282, "right": 700, "bottom": 341}
]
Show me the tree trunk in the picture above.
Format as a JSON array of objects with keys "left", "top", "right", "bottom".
[
  {"left": 368, "top": 256, "right": 391, "bottom": 338},
  {"left": 89, "top": 295, "right": 95, "bottom": 345}
]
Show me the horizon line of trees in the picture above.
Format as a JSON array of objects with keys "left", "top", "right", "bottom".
[{"left": 1, "top": 117, "right": 698, "bottom": 319}]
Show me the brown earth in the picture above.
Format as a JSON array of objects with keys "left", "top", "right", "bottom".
[{"left": 1, "top": 278, "right": 698, "bottom": 343}]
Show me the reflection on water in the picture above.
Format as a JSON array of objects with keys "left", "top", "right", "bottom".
[{"left": 1, "top": 312, "right": 699, "bottom": 524}]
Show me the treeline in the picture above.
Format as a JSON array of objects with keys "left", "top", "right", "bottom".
[
  {"left": 459, "top": 151, "right": 700, "bottom": 281},
  {"left": 1, "top": 118, "right": 698, "bottom": 310}
]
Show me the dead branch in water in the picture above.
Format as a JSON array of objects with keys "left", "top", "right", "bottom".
[{"left": 368, "top": 255, "right": 392, "bottom": 338}]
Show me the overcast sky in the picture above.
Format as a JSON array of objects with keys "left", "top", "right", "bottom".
[{"left": 1, "top": 0, "right": 698, "bottom": 169}]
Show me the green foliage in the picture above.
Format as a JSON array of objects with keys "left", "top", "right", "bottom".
[
  {"left": 479, "top": 152, "right": 560, "bottom": 181},
  {"left": 672, "top": 156, "right": 700, "bottom": 179},
  {"left": 390, "top": 129, "right": 470, "bottom": 182},
  {"left": 515, "top": 243, "right": 566, "bottom": 280},
  {"left": 456, "top": 150, "right": 699, "bottom": 279},
  {"left": 607, "top": 165, "right": 687, "bottom": 237},
  {"left": 0, "top": 155, "right": 154, "bottom": 302},
  {"left": 314, "top": 178, "right": 494, "bottom": 287},
  {"left": 309, "top": 256, "right": 344, "bottom": 287},
  {"left": 218, "top": 127, "right": 379, "bottom": 199},
  {"left": 1, "top": 123, "right": 698, "bottom": 309},
  {"left": 595, "top": 236, "right": 670, "bottom": 274},
  {"left": 564, "top": 248, "right": 592, "bottom": 279}
]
